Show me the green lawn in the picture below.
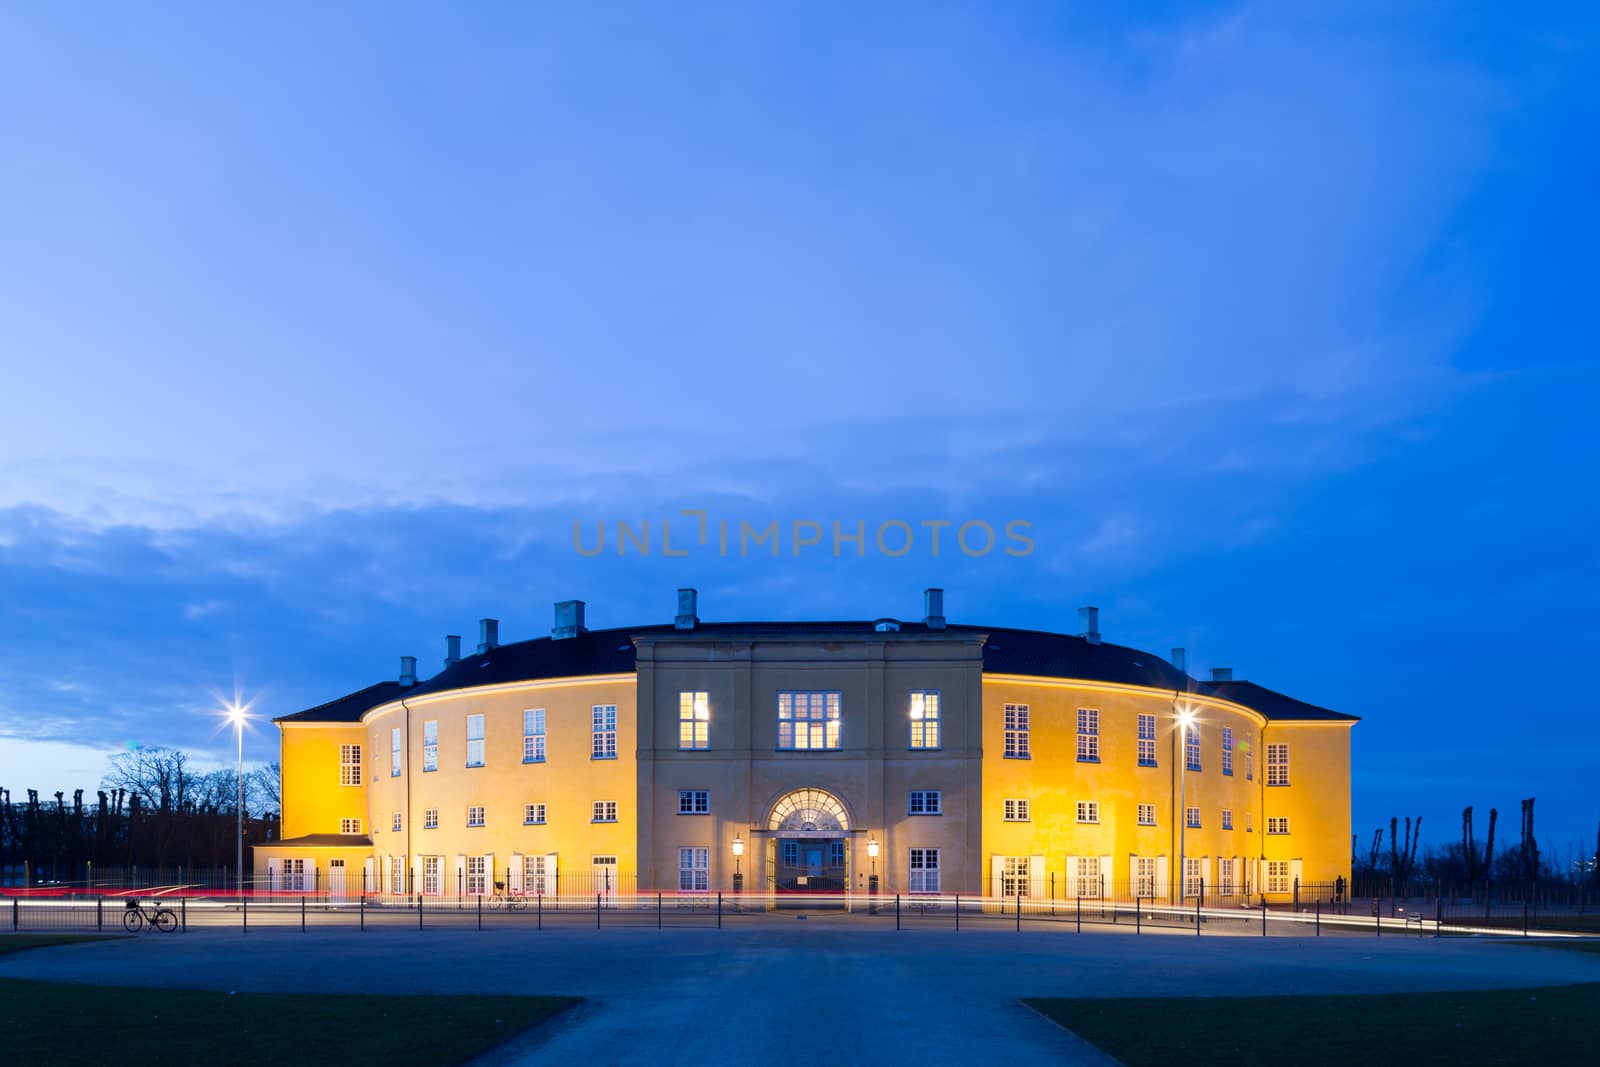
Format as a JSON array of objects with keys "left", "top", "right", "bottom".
[
  {"left": 0, "top": 934, "right": 124, "bottom": 956},
  {"left": 1028, "top": 984, "right": 1600, "bottom": 1066},
  {"left": 0, "top": 978, "right": 576, "bottom": 1066}
]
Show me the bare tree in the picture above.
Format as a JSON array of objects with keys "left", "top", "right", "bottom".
[
  {"left": 101, "top": 747, "right": 197, "bottom": 813},
  {"left": 250, "top": 762, "right": 281, "bottom": 815}
]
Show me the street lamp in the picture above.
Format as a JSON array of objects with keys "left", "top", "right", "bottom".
[
  {"left": 867, "top": 835, "right": 880, "bottom": 911},
  {"left": 731, "top": 833, "right": 744, "bottom": 893},
  {"left": 1176, "top": 704, "right": 1197, "bottom": 906},
  {"left": 225, "top": 701, "right": 248, "bottom": 894}
]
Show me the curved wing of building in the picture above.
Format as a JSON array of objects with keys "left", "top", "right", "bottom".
[{"left": 256, "top": 591, "right": 1356, "bottom": 904}]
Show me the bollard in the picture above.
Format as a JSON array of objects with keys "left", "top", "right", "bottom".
[
  {"left": 1076, "top": 895, "right": 1081, "bottom": 933},
  {"left": 477, "top": 893, "right": 482, "bottom": 931},
  {"left": 360, "top": 893, "right": 365, "bottom": 932},
  {"left": 1262, "top": 902, "right": 1267, "bottom": 937},
  {"left": 596, "top": 893, "right": 601, "bottom": 930},
  {"left": 12, "top": 898, "right": 17, "bottom": 930},
  {"left": 243, "top": 893, "right": 248, "bottom": 934},
  {"left": 537, "top": 891, "right": 542, "bottom": 931},
  {"left": 1196, "top": 889, "right": 1201, "bottom": 936},
  {"left": 1016, "top": 890, "right": 1022, "bottom": 932},
  {"left": 1316, "top": 897, "right": 1321, "bottom": 936},
  {"left": 301, "top": 894, "right": 306, "bottom": 933},
  {"left": 1376, "top": 907, "right": 1381, "bottom": 937},
  {"left": 716, "top": 891, "right": 721, "bottom": 930},
  {"left": 1523, "top": 901, "right": 1529, "bottom": 938},
  {"left": 418, "top": 894, "right": 424, "bottom": 930},
  {"left": 658, "top": 891, "right": 662, "bottom": 930},
  {"left": 182, "top": 896, "right": 187, "bottom": 933},
  {"left": 1436, "top": 898, "right": 1442, "bottom": 938},
  {"left": 97, "top": 897, "right": 103, "bottom": 931},
  {"left": 1136, "top": 896, "right": 1141, "bottom": 935},
  {"left": 896, "top": 893, "right": 901, "bottom": 931},
  {"left": 955, "top": 894, "right": 960, "bottom": 932}
]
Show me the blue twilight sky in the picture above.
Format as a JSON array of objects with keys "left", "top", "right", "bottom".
[{"left": 1, "top": 3, "right": 1596, "bottom": 857}]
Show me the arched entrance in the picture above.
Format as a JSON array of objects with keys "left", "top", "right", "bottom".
[{"left": 767, "top": 788, "right": 852, "bottom": 893}]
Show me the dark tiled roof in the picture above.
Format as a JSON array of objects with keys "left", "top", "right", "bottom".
[
  {"left": 255, "top": 834, "right": 373, "bottom": 848},
  {"left": 275, "top": 621, "right": 1353, "bottom": 724},
  {"left": 1207, "top": 680, "right": 1359, "bottom": 722}
]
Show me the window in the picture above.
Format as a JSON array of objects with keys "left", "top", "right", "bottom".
[
  {"left": 909, "top": 691, "right": 940, "bottom": 749},
  {"left": 782, "top": 841, "right": 799, "bottom": 866},
  {"left": 1076, "top": 707, "right": 1099, "bottom": 762},
  {"left": 1246, "top": 811, "right": 1254, "bottom": 833},
  {"left": 389, "top": 856, "right": 404, "bottom": 895},
  {"left": 1137, "top": 713, "right": 1157, "bottom": 767},
  {"left": 909, "top": 790, "right": 942, "bottom": 815},
  {"left": 523, "top": 854, "right": 547, "bottom": 895},
  {"left": 1183, "top": 857, "right": 1203, "bottom": 898},
  {"left": 1221, "top": 726, "right": 1234, "bottom": 776},
  {"left": 777, "top": 691, "right": 842, "bottom": 750},
  {"left": 466, "top": 713, "right": 485, "bottom": 767},
  {"left": 390, "top": 727, "right": 402, "bottom": 777},
  {"left": 1222, "top": 809, "right": 1234, "bottom": 830},
  {"left": 1267, "top": 743, "right": 1289, "bottom": 786},
  {"left": 466, "top": 856, "right": 486, "bottom": 896},
  {"left": 678, "top": 789, "right": 710, "bottom": 815},
  {"left": 1003, "top": 703, "right": 1030, "bottom": 758},
  {"left": 1246, "top": 746, "right": 1254, "bottom": 781},
  {"left": 1004, "top": 798, "right": 1030, "bottom": 822},
  {"left": 908, "top": 848, "right": 940, "bottom": 893},
  {"left": 391, "top": 811, "right": 402, "bottom": 833},
  {"left": 423, "top": 855, "right": 442, "bottom": 895},
  {"left": 1268, "top": 816, "right": 1290, "bottom": 835},
  {"left": 1218, "top": 858, "right": 1236, "bottom": 893},
  {"left": 423, "top": 720, "right": 438, "bottom": 772},
  {"left": 524, "top": 802, "right": 546, "bottom": 825},
  {"left": 1076, "top": 801, "right": 1099, "bottom": 824},
  {"left": 1077, "top": 856, "right": 1102, "bottom": 898},
  {"left": 592, "top": 800, "right": 618, "bottom": 823},
  {"left": 466, "top": 805, "right": 485, "bottom": 827},
  {"left": 1266, "top": 860, "right": 1291, "bottom": 894},
  {"left": 1133, "top": 856, "right": 1157, "bottom": 897},
  {"left": 829, "top": 841, "right": 845, "bottom": 866},
  {"left": 678, "top": 847, "right": 709, "bottom": 892},
  {"left": 1186, "top": 806, "right": 1201, "bottom": 829},
  {"left": 523, "top": 709, "right": 546, "bottom": 763},
  {"left": 280, "top": 857, "right": 306, "bottom": 891},
  {"left": 592, "top": 705, "right": 618, "bottom": 759},
  {"left": 1185, "top": 725, "right": 1201, "bottom": 771},
  {"left": 1001, "top": 856, "right": 1029, "bottom": 897},
  {"left": 339, "top": 744, "right": 362, "bottom": 786},
  {"left": 423, "top": 807, "right": 439, "bottom": 829},
  {"left": 678, "top": 691, "right": 710, "bottom": 750},
  {"left": 1137, "top": 803, "right": 1156, "bottom": 826},
  {"left": 339, "top": 818, "right": 361, "bottom": 834}
]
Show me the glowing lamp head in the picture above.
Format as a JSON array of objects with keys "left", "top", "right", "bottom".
[
  {"left": 731, "top": 833, "right": 744, "bottom": 858},
  {"left": 867, "top": 837, "right": 879, "bottom": 859},
  {"left": 1175, "top": 706, "right": 1197, "bottom": 729}
]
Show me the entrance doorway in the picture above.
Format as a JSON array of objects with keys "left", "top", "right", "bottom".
[
  {"left": 777, "top": 837, "right": 847, "bottom": 891},
  {"left": 766, "top": 788, "right": 853, "bottom": 902}
]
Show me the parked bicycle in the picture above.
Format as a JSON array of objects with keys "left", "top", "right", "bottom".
[
  {"left": 487, "top": 882, "right": 529, "bottom": 910},
  {"left": 123, "top": 898, "right": 179, "bottom": 933}
]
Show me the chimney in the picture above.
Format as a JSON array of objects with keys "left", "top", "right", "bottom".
[
  {"left": 1211, "top": 667, "right": 1233, "bottom": 683},
  {"left": 923, "top": 588, "right": 946, "bottom": 630},
  {"left": 553, "top": 599, "right": 587, "bottom": 640},
  {"left": 675, "top": 588, "right": 699, "bottom": 630},
  {"left": 444, "top": 635, "right": 461, "bottom": 669},
  {"left": 399, "top": 656, "right": 417, "bottom": 688},
  {"left": 477, "top": 618, "right": 499, "bottom": 654},
  {"left": 1078, "top": 605, "right": 1101, "bottom": 645},
  {"left": 1171, "top": 648, "right": 1187, "bottom": 675}
]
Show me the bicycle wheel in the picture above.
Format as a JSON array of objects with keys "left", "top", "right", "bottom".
[
  {"left": 488, "top": 895, "right": 505, "bottom": 910},
  {"left": 152, "top": 908, "right": 178, "bottom": 933},
  {"left": 123, "top": 909, "right": 145, "bottom": 933}
]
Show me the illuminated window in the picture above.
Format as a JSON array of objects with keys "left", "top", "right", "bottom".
[
  {"left": 1001, "top": 856, "right": 1029, "bottom": 897},
  {"left": 1186, "top": 806, "right": 1201, "bottom": 829},
  {"left": 1137, "top": 803, "right": 1156, "bottom": 826},
  {"left": 391, "top": 811, "right": 401, "bottom": 832},
  {"left": 909, "top": 691, "right": 940, "bottom": 750},
  {"left": 1222, "top": 809, "right": 1234, "bottom": 830},
  {"left": 1004, "top": 798, "right": 1030, "bottom": 822},
  {"left": 678, "top": 847, "right": 709, "bottom": 892},
  {"left": 1076, "top": 801, "right": 1099, "bottom": 824},
  {"left": 908, "top": 847, "right": 940, "bottom": 893},
  {"left": 777, "top": 691, "right": 842, "bottom": 750},
  {"left": 423, "top": 855, "right": 441, "bottom": 895},
  {"left": 1183, "top": 857, "right": 1203, "bottom": 898},
  {"left": 677, "top": 789, "right": 710, "bottom": 815},
  {"left": 678, "top": 691, "right": 710, "bottom": 750},
  {"left": 909, "top": 790, "right": 941, "bottom": 815},
  {"left": 1268, "top": 816, "right": 1290, "bottom": 835},
  {"left": 1185, "top": 725, "right": 1201, "bottom": 772},
  {"left": 1267, "top": 743, "right": 1290, "bottom": 786},
  {"left": 390, "top": 727, "right": 402, "bottom": 777},
  {"left": 466, "top": 714, "right": 485, "bottom": 768},
  {"left": 592, "top": 800, "right": 618, "bottom": 823},
  {"left": 466, "top": 856, "right": 486, "bottom": 896},
  {"left": 524, "top": 802, "right": 545, "bottom": 825},
  {"left": 1133, "top": 857, "right": 1157, "bottom": 897},
  {"left": 591, "top": 705, "right": 618, "bottom": 760},
  {"left": 1077, "top": 708, "right": 1099, "bottom": 762},
  {"left": 1004, "top": 704, "right": 1030, "bottom": 758},
  {"left": 1266, "top": 860, "right": 1290, "bottom": 894},
  {"left": 1137, "top": 714, "right": 1157, "bottom": 767},
  {"left": 339, "top": 818, "right": 361, "bottom": 834},
  {"left": 423, "top": 720, "right": 438, "bottom": 772},
  {"left": 1077, "top": 856, "right": 1102, "bottom": 898},
  {"left": 523, "top": 709, "right": 546, "bottom": 763},
  {"left": 423, "top": 808, "right": 439, "bottom": 829},
  {"left": 466, "top": 805, "right": 485, "bottom": 827},
  {"left": 1221, "top": 726, "right": 1234, "bottom": 776},
  {"left": 782, "top": 841, "right": 799, "bottom": 866},
  {"left": 339, "top": 744, "right": 362, "bottom": 786}
]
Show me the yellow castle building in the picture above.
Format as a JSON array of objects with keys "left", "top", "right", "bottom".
[{"left": 256, "top": 589, "right": 1356, "bottom": 904}]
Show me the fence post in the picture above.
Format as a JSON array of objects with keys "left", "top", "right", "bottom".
[
  {"left": 1016, "top": 890, "right": 1022, "bottom": 932},
  {"left": 1316, "top": 897, "right": 1320, "bottom": 936},
  {"left": 477, "top": 893, "right": 482, "bottom": 931},
  {"left": 1136, "top": 896, "right": 1141, "bottom": 935},
  {"left": 717, "top": 891, "right": 722, "bottom": 930},
  {"left": 537, "top": 891, "right": 542, "bottom": 931},
  {"left": 1262, "top": 900, "right": 1267, "bottom": 937},
  {"left": 955, "top": 893, "right": 960, "bottom": 931},
  {"left": 301, "top": 894, "right": 306, "bottom": 933},
  {"left": 1523, "top": 901, "right": 1529, "bottom": 938},
  {"left": 596, "top": 893, "right": 601, "bottom": 930},
  {"left": 243, "top": 893, "right": 247, "bottom": 934},
  {"left": 1293, "top": 877, "right": 1299, "bottom": 911},
  {"left": 1376, "top": 906, "right": 1381, "bottom": 937},
  {"left": 896, "top": 893, "right": 901, "bottom": 932},
  {"left": 181, "top": 896, "right": 187, "bottom": 933},
  {"left": 657, "top": 891, "right": 662, "bottom": 930},
  {"left": 360, "top": 893, "right": 365, "bottom": 932},
  {"left": 1076, "top": 895, "right": 1081, "bottom": 933},
  {"left": 97, "top": 897, "right": 103, "bottom": 931},
  {"left": 10, "top": 898, "right": 15, "bottom": 931},
  {"left": 418, "top": 894, "right": 424, "bottom": 930},
  {"left": 1435, "top": 898, "right": 1442, "bottom": 937}
]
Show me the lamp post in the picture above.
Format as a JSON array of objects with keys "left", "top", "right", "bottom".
[
  {"left": 227, "top": 701, "right": 247, "bottom": 894},
  {"left": 1176, "top": 705, "right": 1196, "bottom": 906},
  {"left": 731, "top": 833, "right": 744, "bottom": 893}
]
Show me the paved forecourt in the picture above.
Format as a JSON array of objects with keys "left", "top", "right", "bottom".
[{"left": 4, "top": 925, "right": 1598, "bottom": 1066}]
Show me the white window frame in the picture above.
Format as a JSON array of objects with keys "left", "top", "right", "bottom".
[
  {"left": 678, "top": 691, "right": 710, "bottom": 750},
  {"left": 776, "top": 691, "right": 842, "bottom": 750},
  {"left": 1133, "top": 856, "right": 1157, "bottom": 897},
  {"left": 390, "top": 726, "right": 402, "bottom": 777},
  {"left": 677, "top": 789, "right": 710, "bottom": 815},
  {"left": 1137, "top": 803, "right": 1156, "bottom": 826},
  {"left": 1183, "top": 857, "right": 1204, "bottom": 898},
  {"left": 423, "top": 720, "right": 438, "bottom": 772},
  {"left": 1003, "top": 703, "right": 1030, "bottom": 758},
  {"left": 1186, "top": 806, "right": 1201, "bottom": 829},
  {"left": 1076, "top": 708, "right": 1099, "bottom": 762},
  {"left": 466, "top": 805, "right": 485, "bottom": 828},
  {"left": 908, "top": 790, "right": 942, "bottom": 815},
  {"left": 524, "top": 802, "right": 546, "bottom": 825},
  {"left": 466, "top": 855, "right": 487, "bottom": 896},
  {"left": 1268, "top": 816, "right": 1290, "bottom": 835},
  {"left": 908, "top": 847, "right": 940, "bottom": 894},
  {"left": 1267, "top": 743, "right": 1290, "bottom": 786},
  {"left": 466, "top": 713, "right": 485, "bottom": 768},
  {"left": 423, "top": 855, "right": 442, "bottom": 895},
  {"left": 909, "top": 690, "right": 941, "bottom": 750},
  {"left": 423, "top": 807, "right": 439, "bottom": 830},
  {"left": 1221, "top": 726, "right": 1234, "bottom": 777},
  {"left": 1137, "top": 713, "right": 1157, "bottom": 767},
  {"left": 1222, "top": 809, "right": 1234, "bottom": 830},
  {"left": 389, "top": 856, "right": 405, "bottom": 895},
  {"left": 339, "top": 744, "right": 362, "bottom": 786},
  {"left": 1185, "top": 725, "right": 1201, "bottom": 771},
  {"left": 1266, "top": 860, "right": 1291, "bottom": 894},
  {"left": 391, "top": 811, "right": 402, "bottom": 832},
  {"left": 592, "top": 704, "right": 618, "bottom": 760},
  {"left": 678, "top": 846, "right": 710, "bottom": 892},
  {"left": 1077, "top": 855, "right": 1102, "bottom": 898},
  {"left": 592, "top": 800, "right": 618, "bottom": 823},
  {"left": 1001, "top": 856, "right": 1030, "bottom": 898},
  {"left": 1076, "top": 801, "right": 1099, "bottom": 824},
  {"left": 1004, "top": 798, "right": 1030, "bottom": 822},
  {"left": 523, "top": 708, "right": 546, "bottom": 763},
  {"left": 339, "top": 817, "right": 361, "bottom": 834}
]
